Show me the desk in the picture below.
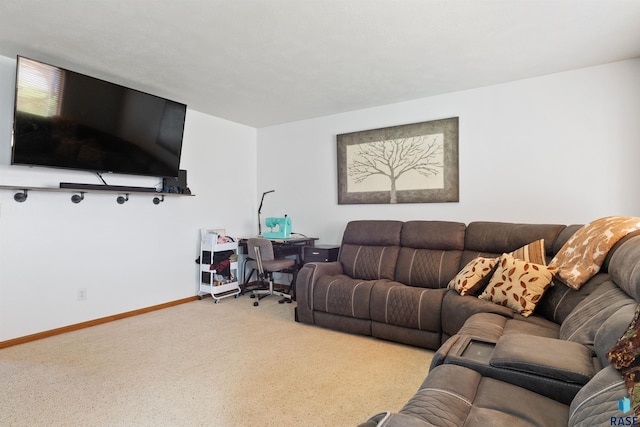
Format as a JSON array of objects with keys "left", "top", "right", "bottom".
[{"left": 238, "top": 236, "right": 318, "bottom": 264}]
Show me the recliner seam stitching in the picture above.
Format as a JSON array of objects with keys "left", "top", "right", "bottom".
[
  {"left": 417, "top": 387, "right": 473, "bottom": 407},
  {"left": 378, "top": 247, "right": 386, "bottom": 279},
  {"left": 353, "top": 245, "right": 362, "bottom": 278},
  {"left": 408, "top": 248, "right": 417, "bottom": 286},
  {"left": 418, "top": 289, "right": 428, "bottom": 330},
  {"left": 352, "top": 281, "right": 364, "bottom": 318}
]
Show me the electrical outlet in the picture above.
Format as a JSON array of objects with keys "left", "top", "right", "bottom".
[{"left": 77, "top": 288, "right": 87, "bottom": 301}]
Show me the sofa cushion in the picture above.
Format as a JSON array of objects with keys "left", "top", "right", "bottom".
[
  {"left": 608, "top": 235, "right": 640, "bottom": 302},
  {"left": 478, "top": 253, "right": 556, "bottom": 317},
  {"left": 559, "top": 279, "right": 636, "bottom": 350},
  {"left": 341, "top": 220, "right": 403, "bottom": 246},
  {"left": 395, "top": 247, "right": 463, "bottom": 289},
  {"left": 312, "top": 274, "right": 379, "bottom": 319},
  {"left": 370, "top": 282, "right": 444, "bottom": 333},
  {"left": 400, "top": 220, "right": 466, "bottom": 250},
  {"left": 395, "top": 221, "right": 465, "bottom": 288},
  {"left": 340, "top": 244, "right": 400, "bottom": 280},
  {"left": 535, "top": 273, "right": 609, "bottom": 325},
  {"left": 440, "top": 291, "right": 516, "bottom": 339},
  {"left": 462, "top": 222, "right": 566, "bottom": 266},
  {"left": 447, "top": 256, "right": 498, "bottom": 296},
  {"left": 456, "top": 312, "right": 560, "bottom": 342},
  {"left": 339, "top": 220, "right": 403, "bottom": 280},
  {"left": 398, "top": 364, "right": 569, "bottom": 427}
]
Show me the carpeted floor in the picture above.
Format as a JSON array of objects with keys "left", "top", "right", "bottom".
[{"left": 0, "top": 295, "right": 432, "bottom": 426}]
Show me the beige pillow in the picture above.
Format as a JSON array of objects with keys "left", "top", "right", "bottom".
[
  {"left": 510, "top": 239, "right": 546, "bottom": 265},
  {"left": 448, "top": 257, "right": 498, "bottom": 296},
  {"left": 479, "top": 253, "right": 557, "bottom": 317}
]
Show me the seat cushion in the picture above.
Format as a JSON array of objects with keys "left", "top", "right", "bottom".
[
  {"left": 399, "top": 364, "right": 569, "bottom": 426},
  {"left": 312, "top": 274, "right": 380, "bottom": 319},
  {"left": 457, "top": 312, "right": 560, "bottom": 342},
  {"left": 370, "top": 281, "right": 445, "bottom": 333},
  {"left": 262, "top": 258, "right": 295, "bottom": 272}
]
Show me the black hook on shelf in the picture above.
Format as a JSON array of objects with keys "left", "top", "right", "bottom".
[
  {"left": 71, "top": 192, "right": 85, "bottom": 204},
  {"left": 116, "top": 194, "right": 129, "bottom": 204},
  {"left": 14, "top": 189, "right": 28, "bottom": 202},
  {"left": 153, "top": 195, "right": 165, "bottom": 205}
]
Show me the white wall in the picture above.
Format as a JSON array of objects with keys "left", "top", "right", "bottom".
[
  {"left": 2, "top": 54, "right": 639, "bottom": 342},
  {"left": 257, "top": 59, "right": 640, "bottom": 245},
  {"left": 0, "top": 55, "right": 258, "bottom": 341}
]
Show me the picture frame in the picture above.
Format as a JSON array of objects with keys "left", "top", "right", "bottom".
[{"left": 337, "top": 117, "right": 459, "bottom": 204}]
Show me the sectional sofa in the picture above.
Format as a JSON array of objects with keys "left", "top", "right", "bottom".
[{"left": 295, "top": 219, "right": 640, "bottom": 426}]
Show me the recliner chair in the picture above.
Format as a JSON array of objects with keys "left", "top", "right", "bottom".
[{"left": 247, "top": 238, "right": 296, "bottom": 306}]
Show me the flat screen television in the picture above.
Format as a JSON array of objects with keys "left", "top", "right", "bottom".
[{"left": 11, "top": 56, "right": 187, "bottom": 178}]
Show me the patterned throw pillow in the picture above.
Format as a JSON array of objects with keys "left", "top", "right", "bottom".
[
  {"left": 549, "top": 216, "right": 640, "bottom": 290},
  {"left": 448, "top": 257, "right": 498, "bottom": 296},
  {"left": 479, "top": 253, "right": 557, "bottom": 317},
  {"left": 510, "top": 239, "right": 546, "bottom": 265}
]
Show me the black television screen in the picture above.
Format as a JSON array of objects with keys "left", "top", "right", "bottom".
[{"left": 11, "top": 56, "right": 186, "bottom": 178}]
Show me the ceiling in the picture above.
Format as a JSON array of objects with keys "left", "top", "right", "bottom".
[{"left": 1, "top": 0, "right": 639, "bottom": 128}]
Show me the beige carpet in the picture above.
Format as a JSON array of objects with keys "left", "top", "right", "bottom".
[{"left": 0, "top": 295, "right": 432, "bottom": 426}]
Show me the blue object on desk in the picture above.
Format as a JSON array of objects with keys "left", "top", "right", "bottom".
[{"left": 263, "top": 217, "right": 292, "bottom": 238}]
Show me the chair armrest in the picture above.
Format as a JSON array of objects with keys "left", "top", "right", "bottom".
[{"left": 295, "top": 261, "right": 344, "bottom": 324}]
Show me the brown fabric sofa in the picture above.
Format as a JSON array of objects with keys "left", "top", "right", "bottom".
[{"left": 295, "top": 219, "right": 640, "bottom": 426}]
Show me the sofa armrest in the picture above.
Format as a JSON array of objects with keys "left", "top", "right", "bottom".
[
  {"left": 295, "top": 261, "right": 344, "bottom": 324},
  {"left": 437, "top": 334, "right": 591, "bottom": 404},
  {"left": 490, "top": 334, "right": 596, "bottom": 384}
]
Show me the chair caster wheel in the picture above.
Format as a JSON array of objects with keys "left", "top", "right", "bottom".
[{"left": 253, "top": 301, "right": 259, "bottom": 306}]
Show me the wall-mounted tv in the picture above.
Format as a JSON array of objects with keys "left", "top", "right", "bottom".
[{"left": 11, "top": 56, "right": 187, "bottom": 178}]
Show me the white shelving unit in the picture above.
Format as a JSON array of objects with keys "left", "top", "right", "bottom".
[{"left": 197, "top": 229, "right": 240, "bottom": 303}]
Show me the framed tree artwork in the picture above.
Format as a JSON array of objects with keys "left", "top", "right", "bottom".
[{"left": 337, "top": 117, "right": 459, "bottom": 204}]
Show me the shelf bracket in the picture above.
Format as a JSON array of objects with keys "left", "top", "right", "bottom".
[
  {"left": 14, "top": 189, "right": 28, "bottom": 203},
  {"left": 71, "top": 192, "right": 85, "bottom": 204}
]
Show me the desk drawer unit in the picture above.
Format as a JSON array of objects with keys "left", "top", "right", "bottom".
[{"left": 304, "top": 245, "right": 339, "bottom": 263}]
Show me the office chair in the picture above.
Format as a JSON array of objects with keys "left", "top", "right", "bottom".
[{"left": 247, "top": 238, "right": 296, "bottom": 306}]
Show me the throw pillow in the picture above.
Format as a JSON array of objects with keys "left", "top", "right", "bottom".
[
  {"left": 549, "top": 216, "right": 640, "bottom": 290},
  {"left": 447, "top": 257, "right": 498, "bottom": 296},
  {"left": 607, "top": 304, "right": 640, "bottom": 417},
  {"left": 510, "top": 239, "right": 546, "bottom": 265},
  {"left": 479, "top": 253, "right": 557, "bottom": 317}
]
